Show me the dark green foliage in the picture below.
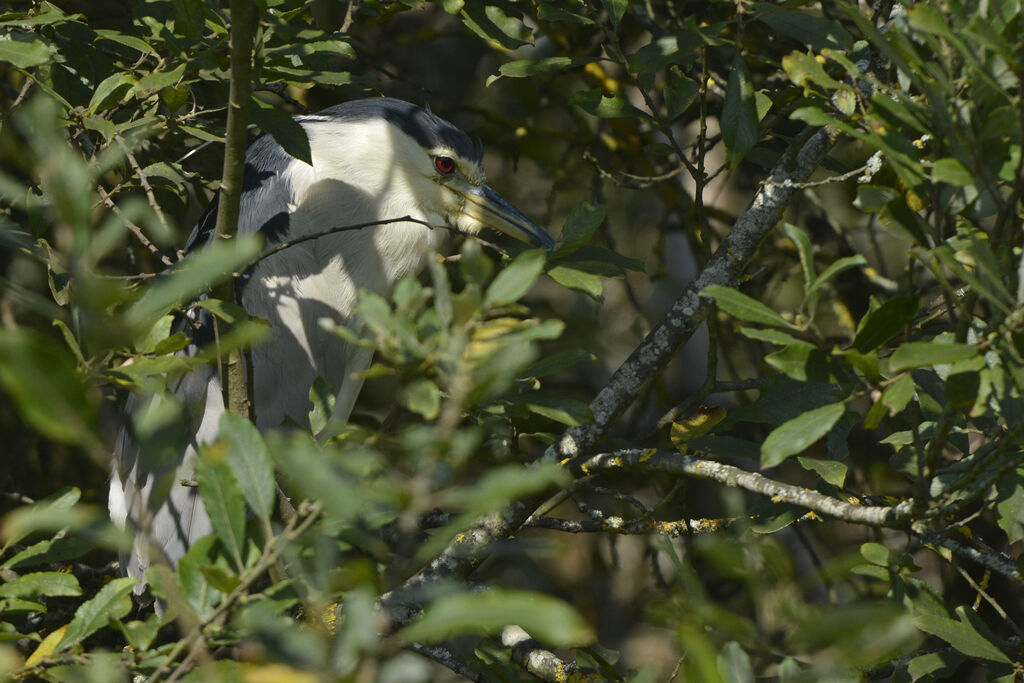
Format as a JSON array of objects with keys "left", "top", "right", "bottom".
[{"left": 1, "top": 0, "right": 1024, "bottom": 681}]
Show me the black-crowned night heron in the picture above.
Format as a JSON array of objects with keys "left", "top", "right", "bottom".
[{"left": 109, "top": 98, "right": 554, "bottom": 587}]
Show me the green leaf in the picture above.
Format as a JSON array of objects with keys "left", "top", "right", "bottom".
[
  {"left": 0, "top": 572, "right": 81, "bottom": 599},
  {"left": 445, "top": 463, "right": 569, "bottom": 516},
  {"left": 547, "top": 266, "right": 603, "bottom": 299},
  {"left": 860, "top": 542, "right": 896, "bottom": 567},
  {"left": 738, "top": 326, "right": 805, "bottom": 347},
  {"left": 807, "top": 255, "right": 867, "bottom": 297},
  {"left": 0, "top": 329, "right": 97, "bottom": 447},
  {"left": 702, "top": 284, "right": 791, "bottom": 328},
  {"left": 783, "top": 223, "right": 816, "bottom": 296},
  {"left": 717, "top": 641, "right": 754, "bottom": 683},
  {"left": 732, "top": 377, "right": 848, "bottom": 426},
  {"left": 57, "top": 577, "right": 136, "bottom": 651},
  {"left": 460, "top": 3, "right": 532, "bottom": 50},
  {"left": 402, "top": 378, "right": 441, "bottom": 420},
  {"left": 1, "top": 487, "right": 80, "bottom": 547},
  {"left": 995, "top": 471, "right": 1024, "bottom": 544},
  {"left": 536, "top": 4, "right": 594, "bottom": 24},
  {"left": 197, "top": 298, "right": 249, "bottom": 325},
  {"left": 308, "top": 375, "right": 335, "bottom": 437},
  {"left": 199, "top": 564, "right": 241, "bottom": 593},
  {"left": 666, "top": 75, "right": 699, "bottom": 121},
  {"left": 521, "top": 349, "right": 594, "bottom": 379},
  {"left": 854, "top": 185, "right": 898, "bottom": 213},
  {"left": 852, "top": 295, "right": 919, "bottom": 353},
  {"left": 520, "top": 393, "right": 594, "bottom": 426},
  {"left": 485, "top": 250, "right": 546, "bottom": 307},
  {"left": 628, "top": 31, "right": 703, "bottom": 75},
  {"left": 797, "top": 457, "right": 847, "bottom": 487},
  {"left": 116, "top": 614, "right": 161, "bottom": 652},
  {"left": 0, "top": 36, "right": 50, "bottom": 67},
  {"left": 761, "top": 402, "right": 846, "bottom": 467},
  {"left": 599, "top": 0, "right": 627, "bottom": 28},
  {"left": 554, "top": 202, "right": 605, "bottom": 257},
  {"left": 889, "top": 342, "right": 978, "bottom": 372},
  {"left": 125, "top": 233, "right": 262, "bottom": 332},
  {"left": 195, "top": 449, "right": 247, "bottom": 570},
  {"left": 1, "top": 537, "right": 92, "bottom": 570},
  {"left": 570, "top": 89, "right": 645, "bottom": 118},
  {"left": 251, "top": 98, "right": 312, "bottom": 165},
  {"left": 932, "top": 158, "right": 974, "bottom": 187},
  {"left": 219, "top": 413, "right": 275, "bottom": 522},
  {"left": 496, "top": 56, "right": 595, "bottom": 79},
  {"left": 756, "top": 7, "right": 852, "bottom": 50},
  {"left": 881, "top": 373, "right": 916, "bottom": 415},
  {"left": 765, "top": 343, "right": 837, "bottom": 382},
  {"left": 914, "top": 610, "right": 1011, "bottom": 663},
  {"left": 89, "top": 72, "right": 136, "bottom": 113},
  {"left": 400, "top": 589, "right": 593, "bottom": 647},
  {"left": 135, "top": 62, "right": 186, "bottom": 94},
  {"left": 437, "top": 0, "right": 464, "bottom": 13},
  {"left": 907, "top": 651, "right": 965, "bottom": 681},
  {"left": 722, "top": 54, "right": 759, "bottom": 167}
]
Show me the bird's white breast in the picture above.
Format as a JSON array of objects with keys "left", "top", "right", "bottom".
[{"left": 242, "top": 118, "right": 447, "bottom": 430}]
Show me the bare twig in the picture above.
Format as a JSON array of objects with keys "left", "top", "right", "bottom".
[
  {"left": 148, "top": 501, "right": 323, "bottom": 683},
  {"left": 115, "top": 135, "right": 172, "bottom": 237},
  {"left": 97, "top": 186, "right": 174, "bottom": 266}
]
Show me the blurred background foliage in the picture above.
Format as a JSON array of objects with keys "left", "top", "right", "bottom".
[{"left": 1, "top": 0, "right": 1023, "bottom": 681}]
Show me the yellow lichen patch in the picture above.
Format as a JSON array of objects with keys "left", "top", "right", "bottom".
[
  {"left": 320, "top": 602, "right": 340, "bottom": 635},
  {"left": 640, "top": 448, "right": 657, "bottom": 462}
]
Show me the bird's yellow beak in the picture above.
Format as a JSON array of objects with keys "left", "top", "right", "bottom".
[{"left": 456, "top": 185, "right": 555, "bottom": 249}]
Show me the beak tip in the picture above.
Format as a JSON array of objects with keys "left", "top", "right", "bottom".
[{"left": 531, "top": 232, "right": 556, "bottom": 250}]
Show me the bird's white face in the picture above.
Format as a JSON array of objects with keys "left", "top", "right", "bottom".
[
  {"left": 303, "top": 113, "right": 554, "bottom": 250},
  {"left": 418, "top": 146, "right": 555, "bottom": 250}
]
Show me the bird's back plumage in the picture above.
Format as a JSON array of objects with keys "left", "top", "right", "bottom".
[{"left": 110, "top": 99, "right": 466, "bottom": 587}]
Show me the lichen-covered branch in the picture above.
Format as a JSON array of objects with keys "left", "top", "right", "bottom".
[
  {"left": 546, "top": 126, "right": 842, "bottom": 461},
  {"left": 382, "top": 124, "right": 846, "bottom": 635},
  {"left": 572, "top": 449, "right": 912, "bottom": 528},
  {"left": 501, "top": 626, "right": 602, "bottom": 683},
  {"left": 913, "top": 524, "right": 1022, "bottom": 584}
]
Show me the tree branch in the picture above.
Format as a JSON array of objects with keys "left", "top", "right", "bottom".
[
  {"left": 545, "top": 125, "right": 842, "bottom": 461},
  {"left": 570, "top": 449, "right": 912, "bottom": 528},
  {"left": 212, "top": 0, "right": 257, "bottom": 419},
  {"left": 501, "top": 626, "right": 599, "bottom": 683}
]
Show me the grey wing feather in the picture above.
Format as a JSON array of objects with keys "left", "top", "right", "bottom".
[{"left": 110, "top": 133, "right": 298, "bottom": 588}]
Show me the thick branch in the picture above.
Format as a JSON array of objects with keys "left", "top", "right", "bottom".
[
  {"left": 381, "top": 125, "right": 846, "bottom": 635},
  {"left": 501, "top": 626, "right": 599, "bottom": 683},
  {"left": 573, "top": 449, "right": 912, "bottom": 528},
  {"left": 212, "top": 0, "right": 257, "bottom": 418},
  {"left": 545, "top": 126, "right": 841, "bottom": 460},
  {"left": 913, "top": 524, "right": 1022, "bottom": 584}
]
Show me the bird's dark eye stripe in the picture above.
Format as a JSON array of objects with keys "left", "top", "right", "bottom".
[{"left": 435, "top": 156, "right": 456, "bottom": 174}]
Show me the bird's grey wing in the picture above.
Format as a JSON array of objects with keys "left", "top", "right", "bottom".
[
  {"left": 110, "top": 133, "right": 297, "bottom": 587},
  {"left": 109, "top": 312, "right": 224, "bottom": 591},
  {"left": 183, "top": 133, "right": 296, "bottom": 251}
]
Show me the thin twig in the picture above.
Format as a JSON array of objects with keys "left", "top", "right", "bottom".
[
  {"left": 97, "top": 186, "right": 174, "bottom": 266},
  {"left": 115, "top": 135, "right": 172, "bottom": 237},
  {"left": 148, "top": 502, "right": 323, "bottom": 683}
]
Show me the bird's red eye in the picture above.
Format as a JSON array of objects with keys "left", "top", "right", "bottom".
[{"left": 435, "top": 156, "right": 456, "bottom": 175}]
